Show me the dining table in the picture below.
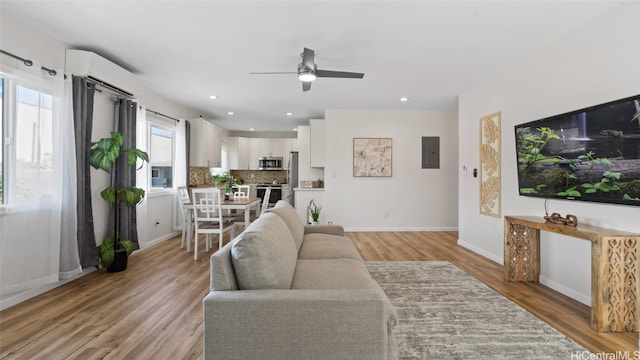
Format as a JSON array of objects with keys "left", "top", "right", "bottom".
[{"left": 184, "top": 195, "right": 261, "bottom": 253}]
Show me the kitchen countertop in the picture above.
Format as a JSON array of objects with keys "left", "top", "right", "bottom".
[{"left": 294, "top": 187, "right": 325, "bottom": 191}]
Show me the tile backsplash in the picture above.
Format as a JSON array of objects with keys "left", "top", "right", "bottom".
[
  {"left": 188, "top": 168, "right": 287, "bottom": 186},
  {"left": 230, "top": 170, "right": 287, "bottom": 185},
  {"left": 188, "top": 166, "right": 213, "bottom": 186}
]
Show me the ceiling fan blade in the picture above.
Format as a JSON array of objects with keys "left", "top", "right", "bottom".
[
  {"left": 315, "top": 69, "right": 364, "bottom": 79},
  {"left": 302, "top": 81, "right": 311, "bottom": 92},
  {"left": 249, "top": 72, "right": 297, "bottom": 75},
  {"left": 301, "top": 48, "right": 315, "bottom": 70}
]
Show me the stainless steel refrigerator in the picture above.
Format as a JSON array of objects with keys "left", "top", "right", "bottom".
[{"left": 287, "top": 151, "right": 299, "bottom": 207}]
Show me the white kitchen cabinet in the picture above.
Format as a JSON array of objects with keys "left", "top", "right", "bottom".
[
  {"left": 309, "top": 119, "right": 325, "bottom": 168},
  {"left": 253, "top": 138, "right": 283, "bottom": 158},
  {"left": 249, "top": 138, "right": 260, "bottom": 169},
  {"left": 227, "top": 137, "right": 250, "bottom": 170},
  {"left": 190, "top": 117, "right": 221, "bottom": 167},
  {"left": 268, "top": 138, "right": 283, "bottom": 157},
  {"left": 282, "top": 138, "right": 299, "bottom": 170}
]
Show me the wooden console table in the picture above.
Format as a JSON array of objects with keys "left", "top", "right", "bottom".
[{"left": 504, "top": 215, "right": 640, "bottom": 333}]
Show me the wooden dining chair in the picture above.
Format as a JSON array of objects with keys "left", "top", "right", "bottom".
[
  {"left": 234, "top": 184, "right": 251, "bottom": 199},
  {"left": 228, "top": 187, "right": 271, "bottom": 230},
  {"left": 191, "top": 187, "right": 237, "bottom": 260},
  {"left": 177, "top": 186, "right": 192, "bottom": 250}
]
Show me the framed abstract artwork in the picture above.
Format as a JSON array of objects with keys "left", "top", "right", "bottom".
[{"left": 353, "top": 138, "right": 392, "bottom": 177}]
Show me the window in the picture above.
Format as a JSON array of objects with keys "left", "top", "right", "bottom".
[
  {"left": 149, "top": 125, "right": 174, "bottom": 189},
  {"left": 0, "top": 73, "right": 55, "bottom": 208}
]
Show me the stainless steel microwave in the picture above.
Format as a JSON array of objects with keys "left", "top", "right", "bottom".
[{"left": 258, "top": 156, "right": 283, "bottom": 170}]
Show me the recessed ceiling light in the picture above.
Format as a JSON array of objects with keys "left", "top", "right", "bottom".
[
  {"left": 209, "top": 95, "right": 218, "bottom": 100},
  {"left": 286, "top": 112, "right": 293, "bottom": 116},
  {"left": 400, "top": 97, "right": 409, "bottom": 102},
  {"left": 249, "top": 128, "right": 255, "bottom": 131},
  {"left": 227, "top": 111, "right": 234, "bottom": 115},
  {"left": 293, "top": 128, "right": 298, "bottom": 131}
]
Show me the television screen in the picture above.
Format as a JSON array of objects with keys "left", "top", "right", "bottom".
[{"left": 515, "top": 95, "right": 640, "bottom": 206}]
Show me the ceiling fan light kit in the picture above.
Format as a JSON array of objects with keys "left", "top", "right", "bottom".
[
  {"left": 251, "top": 47, "right": 364, "bottom": 92},
  {"left": 298, "top": 72, "right": 316, "bottom": 82}
]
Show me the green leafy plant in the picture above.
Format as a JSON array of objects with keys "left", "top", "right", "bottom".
[
  {"left": 308, "top": 199, "right": 321, "bottom": 222},
  {"left": 89, "top": 131, "right": 148, "bottom": 269},
  {"left": 213, "top": 173, "right": 235, "bottom": 194},
  {"left": 517, "top": 127, "right": 560, "bottom": 170}
]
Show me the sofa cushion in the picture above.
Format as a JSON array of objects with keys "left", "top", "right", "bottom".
[
  {"left": 210, "top": 241, "right": 238, "bottom": 291},
  {"left": 291, "top": 259, "right": 398, "bottom": 326},
  {"left": 298, "top": 233, "right": 363, "bottom": 261},
  {"left": 266, "top": 200, "right": 305, "bottom": 250},
  {"left": 231, "top": 212, "right": 298, "bottom": 290}
]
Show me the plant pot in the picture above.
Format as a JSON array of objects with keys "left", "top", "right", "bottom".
[{"left": 107, "top": 248, "right": 128, "bottom": 273}]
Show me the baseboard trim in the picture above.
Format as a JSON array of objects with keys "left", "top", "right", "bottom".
[
  {"left": 457, "top": 238, "right": 502, "bottom": 265},
  {"left": 457, "top": 239, "right": 591, "bottom": 306},
  {"left": 141, "top": 231, "right": 180, "bottom": 249},
  {"left": 540, "top": 275, "right": 591, "bottom": 306}
]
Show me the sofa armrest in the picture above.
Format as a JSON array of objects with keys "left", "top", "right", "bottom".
[
  {"left": 203, "top": 289, "right": 391, "bottom": 360},
  {"left": 304, "top": 224, "right": 345, "bottom": 236}
]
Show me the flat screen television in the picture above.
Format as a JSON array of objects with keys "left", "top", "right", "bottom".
[{"left": 514, "top": 94, "right": 640, "bottom": 206}]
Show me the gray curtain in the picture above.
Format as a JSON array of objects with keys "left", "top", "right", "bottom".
[
  {"left": 112, "top": 99, "right": 140, "bottom": 249},
  {"left": 72, "top": 76, "right": 99, "bottom": 268}
]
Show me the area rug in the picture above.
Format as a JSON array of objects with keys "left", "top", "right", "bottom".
[{"left": 366, "top": 261, "right": 588, "bottom": 360}]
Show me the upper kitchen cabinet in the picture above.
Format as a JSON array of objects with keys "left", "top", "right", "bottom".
[
  {"left": 190, "top": 117, "right": 222, "bottom": 167},
  {"left": 282, "top": 138, "right": 299, "bottom": 169},
  {"left": 227, "top": 137, "right": 250, "bottom": 170},
  {"left": 253, "top": 138, "right": 284, "bottom": 158},
  {"left": 309, "top": 119, "right": 325, "bottom": 168}
]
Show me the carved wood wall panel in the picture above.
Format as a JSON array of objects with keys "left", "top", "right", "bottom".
[{"left": 479, "top": 112, "right": 501, "bottom": 217}]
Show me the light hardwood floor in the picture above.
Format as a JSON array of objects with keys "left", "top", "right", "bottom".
[{"left": 0, "top": 232, "right": 637, "bottom": 359}]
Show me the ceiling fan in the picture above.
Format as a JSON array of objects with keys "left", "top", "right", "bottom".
[{"left": 250, "top": 47, "right": 364, "bottom": 92}]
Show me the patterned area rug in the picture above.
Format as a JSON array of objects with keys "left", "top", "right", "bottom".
[{"left": 366, "top": 261, "right": 588, "bottom": 360}]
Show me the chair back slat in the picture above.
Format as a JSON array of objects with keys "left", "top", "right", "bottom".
[
  {"left": 192, "top": 188, "right": 223, "bottom": 222},
  {"left": 178, "top": 186, "right": 190, "bottom": 204},
  {"left": 260, "top": 187, "right": 271, "bottom": 215},
  {"left": 234, "top": 185, "right": 250, "bottom": 199}
]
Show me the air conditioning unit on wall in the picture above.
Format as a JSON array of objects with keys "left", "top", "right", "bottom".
[{"left": 65, "top": 49, "right": 143, "bottom": 97}]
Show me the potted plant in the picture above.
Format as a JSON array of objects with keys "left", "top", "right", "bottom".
[
  {"left": 307, "top": 199, "right": 321, "bottom": 224},
  {"left": 213, "top": 173, "right": 235, "bottom": 199},
  {"left": 89, "top": 131, "right": 149, "bottom": 272}
]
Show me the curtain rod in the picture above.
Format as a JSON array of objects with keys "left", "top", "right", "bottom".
[
  {"left": 146, "top": 108, "right": 180, "bottom": 122},
  {"left": 0, "top": 49, "right": 58, "bottom": 76}
]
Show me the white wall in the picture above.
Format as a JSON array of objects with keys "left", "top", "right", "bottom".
[
  {"left": 324, "top": 109, "right": 458, "bottom": 231},
  {"left": 458, "top": 2, "right": 640, "bottom": 305}
]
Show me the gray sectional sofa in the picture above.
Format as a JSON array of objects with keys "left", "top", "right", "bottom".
[{"left": 203, "top": 200, "right": 398, "bottom": 360}]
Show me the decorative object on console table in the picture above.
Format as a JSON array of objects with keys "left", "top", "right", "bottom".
[
  {"left": 479, "top": 111, "right": 501, "bottom": 218},
  {"left": 503, "top": 215, "right": 640, "bottom": 333},
  {"left": 543, "top": 212, "right": 578, "bottom": 227},
  {"left": 353, "top": 138, "right": 392, "bottom": 177}
]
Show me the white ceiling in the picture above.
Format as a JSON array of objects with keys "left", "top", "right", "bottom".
[{"left": 1, "top": 1, "right": 623, "bottom": 132}]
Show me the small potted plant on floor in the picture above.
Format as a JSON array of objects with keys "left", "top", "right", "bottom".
[
  {"left": 308, "top": 199, "right": 321, "bottom": 224},
  {"left": 90, "top": 131, "right": 148, "bottom": 272}
]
